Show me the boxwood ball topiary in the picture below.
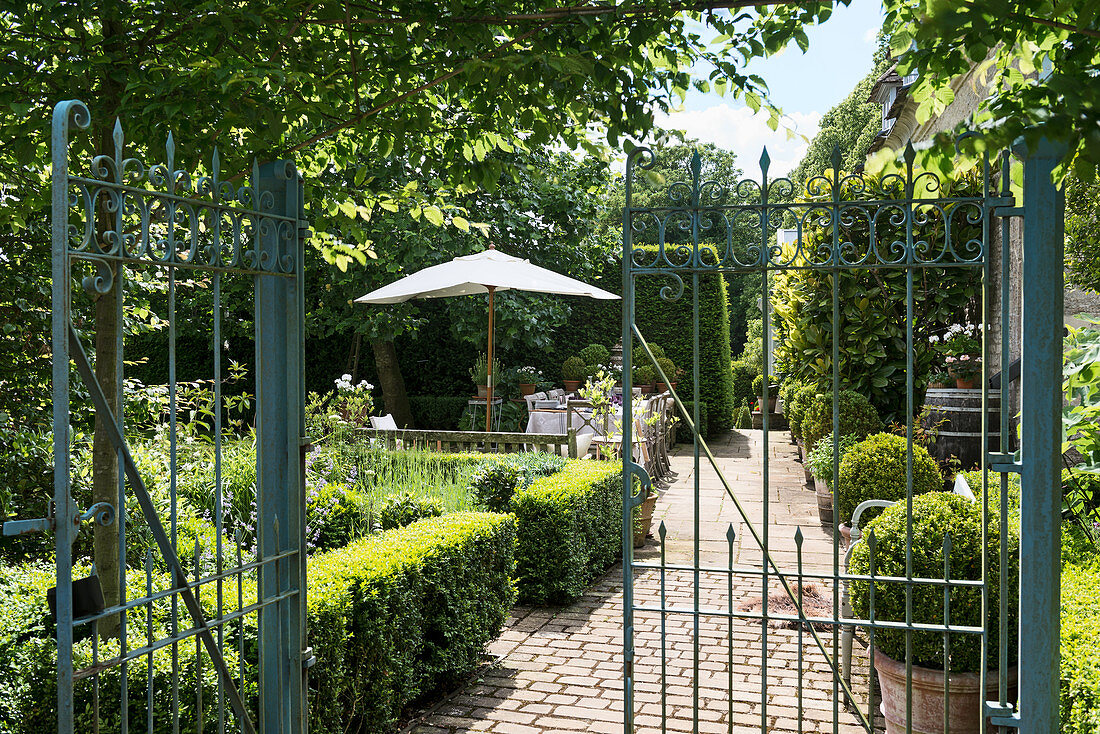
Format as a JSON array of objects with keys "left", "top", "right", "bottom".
[
  {"left": 803, "top": 389, "right": 882, "bottom": 451},
  {"left": 848, "top": 492, "right": 1019, "bottom": 673},
  {"left": 578, "top": 343, "right": 610, "bottom": 368},
  {"left": 837, "top": 433, "right": 941, "bottom": 526},
  {"left": 562, "top": 356, "right": 587, "bottom": 382}
]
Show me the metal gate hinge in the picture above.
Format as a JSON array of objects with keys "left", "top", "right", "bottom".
[
  {"left": 988, "top": 452, "right": 1022, "bottom": 474},
  {"left": 301, "top": 646, "right": 317, "bottom": 669},
  {"left": 2, "top": 516, "right": 53, "bottom": 537},
  {"left": 985, "top": 701, "right": 1021, "bottom": 728}
]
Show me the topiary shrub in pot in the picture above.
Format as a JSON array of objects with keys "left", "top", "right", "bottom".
[
  {"left": 807, "top": 433, "right": 861, "bottom": 525},
  {"left": 787, "top": 382, "right": 819, "bottom": 447},
  {"left": 848, "top": 492, "right": 1019, "bottom": 734},
  {"left": 562, "top": 356, "right": 587, "bottom": 391},
  {"left": 578, "top": 343, "right": 610, "bottom": 372},
  {"left": 655, "top": 356, "right": 680, "bottom": 390},
  {"left": 836, "top": 432, "right": 941, "bottom": 529},
  {"left": 802, "top": 389, "right": 882, "bottom": 453}
]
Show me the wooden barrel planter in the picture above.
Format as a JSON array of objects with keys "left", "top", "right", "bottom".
[{"left": 922, "top": 388, "right": 1004, "bottom": 471}]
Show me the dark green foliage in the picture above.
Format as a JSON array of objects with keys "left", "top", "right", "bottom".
[
  {"left": 379, "top": 491, "right": 444, "bottom": 529},
  {"left": 408, "top": 396, "right": 469, "bottom": 430},
  {"left": 307, "top": 512, "right": 515, "bottom": 733},
  {"left": 802, "top": 389, "right": 882, "bottom": 453},
  {"left": 1065, "top": 170, "right": 1100, "bottom": 293},
  {"left": 469, "top": 462, "right": 523, "bottom": 512},
  {"left": 562, "top": 356, "right": 588, "bottom": 382},
  {"left": 837, "top": 433, "right": 942, "bottom": 526},
  {"left": 1064, "top": 469, "right": 1100, "bottom": 526},
  {"left": 806, "top": 433, "right": 861, "bottom": 482},
  {"left": 784, "top": 382, "right": 819, "bottom": 443},
  {"left": 633, "top": 343, "right": 666, "bottom": 364},
  {"left": 676, "top": 400, "right": 709, "bottom": 441},
  {"left": 0, "top": 426, "right": 52, "bottom": 564},
  {"left": 730, "top": 360, "right": 758, "bottom": 410},
  {"left": 848, "top": 492, "right": 1019, "bottom": 673},
  {"left": 578, "top": 344, "right": 611, "bottom": 369},
  {"left": 732, "top": 400, "right": 752, "bottom": 430},
  {"left": 511, "top": 461, "right": 622, "bottom": 604},
  {"left": 307, "top": 483, "right": 373, "bottom": 552}
]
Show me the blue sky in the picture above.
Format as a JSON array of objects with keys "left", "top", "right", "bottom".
[{"left": 655, "top": 0, "right": 885, "bottom": 175}]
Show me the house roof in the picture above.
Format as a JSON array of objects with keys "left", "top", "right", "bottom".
[{"left": 867, "top": 64, "right": 903, "bottom": 104}]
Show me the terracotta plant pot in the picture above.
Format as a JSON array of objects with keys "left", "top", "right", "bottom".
[
  {"left": 813, "top": 476, "right": 833, "bottom": 525},
  {"left": 759, "top": 396, "right": 777, "bottom": 413},
  {"left": 633, "top": 493, "right": 659, "bottom": 548},
  {"left": 874, "top": 649, "right": 1015, "bottom": 734},
  {"left": 638, "top": 383, "right": 654, "bottom": 395},
  {"left": 955, "top": 377, "right": 979, "bottom": 389},
  {"left": 563, "top": 380, "right": 581, "bottom": 392},
  {"left": 656, "top": 382, "right": 667, "bottom": 392},
  {"left": 476, "top": 384, "right": 488, "bottom": 398},
  {"left": 519, "top": 383, "right": 537, "bottom": 396},
  {"left": 929, "top": 381, "right": 950, "bottom": 389},
  {"left": 838, "top": 522, "right": 852, "bottom": 550}
]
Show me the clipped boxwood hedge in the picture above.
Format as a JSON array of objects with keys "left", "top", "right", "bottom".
[
  {"left": 848, "top": 492, "right": 1019, "bottom": 673},
  {"left": 512, "top": 460, "right": 622, "bottom": 605},
  {"left": 837, "top": 432, "right": 941, "bottom": 526},
  {"left": 308, "top": 512, "right": 515, "bottom": 733}
]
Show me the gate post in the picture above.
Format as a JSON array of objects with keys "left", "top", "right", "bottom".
[
  {"left": 1017, "top": 137, "right": 1065, "bottom": 732},
  {"left": 255, "top": 160, "right": 308, "bottom": 733}
]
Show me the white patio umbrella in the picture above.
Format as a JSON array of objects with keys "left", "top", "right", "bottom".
[{"left": 356, "top": 244, "right": 620, "bottom": 431}]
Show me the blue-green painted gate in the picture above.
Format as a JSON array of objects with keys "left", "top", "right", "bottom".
[
  {"left": 41, "top": 100, "right": 308, "bottom": 734},
  {"left": 620, "top": 139, "right": 1064, "bottom": 732}
]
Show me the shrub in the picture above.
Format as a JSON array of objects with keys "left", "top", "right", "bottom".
[
  {"left": 0, "top": 561, "right": 253, "bottom": 733},
  {"left": 730, "top": 359, "right": 758, "bottom": 409},
  {"left": 751, "top": 373, "right": 777, "bottom": 397},
  {"left": 837, "top": 433, "right": 942, "bottom": 526},
  {"left": 578, "top": 343, "right": 610, "bottom": 369},
  {"left": 732, "top": 399, "right": 752, "bottom": 429},
  {"left": 786, "top": 382, "right": 819, "bottom": 443},
  {"left": 807, "top": 433, "right": 861, "bottom": 482},
  {"left": 511, "top": 461, "right": 622, "bottom": 604},
  {"left": 848, "top": 492, "right": 1019, "bottom": 673},
  {"left": 1063, "top": 560, "right": 1100, "bottom": 734},
  {"left": 469, "top": 462, "right": 523, "bottom": 512},
  {"left": 802, "top": 389, "right": 882, "bottom": 451},
  {"left": 379, "top": 490, "right": 443, "bottom": 529},
  {"left": 632, "top": 343, "right": 666, "bottom": 364},
  {"left": 634, "top": 364, "right": 657, "bottom": 386},
  {"left": 655, "top": 356, "right": 679, "bottom": 384},
  {"left": 308, "top": 512, "right": 515, "bottom": 733},
  {"left": 562, "top": 356, "right": 587, "bottom": 382},
  {"left": 408, "top": 396, "right": 468, "bottom": 430},
  {"left": 676, "top": 400, "right": 709, "bottom": 441},
  {"left": 307, "top": 482, "right": 372, "bottom": 552}
]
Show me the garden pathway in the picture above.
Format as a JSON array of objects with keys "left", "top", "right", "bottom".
[{"left": 404, "top": 429, "right": 874, "bottom": 734}]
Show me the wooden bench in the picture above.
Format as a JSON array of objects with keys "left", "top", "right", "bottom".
[{"left": 356, "top": 428, "right": 580, "bottom": 459}]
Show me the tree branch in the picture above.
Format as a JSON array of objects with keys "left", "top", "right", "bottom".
[
  {"left": 230, "top": 19, "right": 555, "bottom": 178},
  {"left": 1011, "top": 11, "right": 1100, "bottom": 39},
  {"left": 310, "top": 1, "right": 817, "bottom": 26}
]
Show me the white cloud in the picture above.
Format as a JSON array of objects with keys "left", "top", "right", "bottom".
[
  {"left": 863, "top": 26, "right": 879, "bottom": 44},
  {"left": 654, "top": 104, "right": 822, "bottom": 177}
]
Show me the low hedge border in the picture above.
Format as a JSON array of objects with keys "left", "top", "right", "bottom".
[
  {"left": 308, "top": 512, "right": 515, "bottom": 733},
  {"left": 512, "top": 460, "right": 623, "bottom": 605}
]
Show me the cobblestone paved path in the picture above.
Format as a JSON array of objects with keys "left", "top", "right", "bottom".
[{"left": 405, "top": 430, "right": 874, "bottom": 734}]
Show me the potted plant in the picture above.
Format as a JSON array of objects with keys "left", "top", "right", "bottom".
[
  {"left": 848, "top": 492, "right": 1018, "bottom": 734},
  {"left": 655, "top": 356, "right": 680, "bottom": 392},
  {"left": 469, "top": 352, "right": 490, "bottom": 398},
  {"left": 516, "top": 366, "right": 541, "bottom": 396},
  {"left": 806, "top": 433, "right": 860, "bottom": 526},
  {"left": 946, "top": 354, "right": 981, "bottom": 389},
  {"left": 836, "top": 432, "right": 942, "bottom": 545},
  {"left": 752, "top": 374, "right": 778, "bottom": 413},
  {"left": 632, "top": 486, "right": 660, "bottom": 547},
  {"left": 928, "top": 370, "right": 952, "bottom": 389},
  {"left": 578, "top": 343, "right": 611, "bottom": 379},
  {"left": 802, "top": 389, "right": 882, "bottom": 455},
  {"left": 562, "top": 356, "right": 587, "bottom": 392},
  {"left": 786, "top": 382, "right": 818, "bottom": 464},
  {"left": 634, "top": 364, "right": 657, "bottom": 394}
]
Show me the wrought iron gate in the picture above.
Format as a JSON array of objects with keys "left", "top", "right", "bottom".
[
  {"left": 39, "top": 100, "right": 308, "bottom": 734},
  {"left": 620, "top": 139, "right": 1064, "bottom": 732}
]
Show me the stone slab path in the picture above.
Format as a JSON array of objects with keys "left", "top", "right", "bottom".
[{"left": 404, "top": 430, "right": 876, "bottom": 734}]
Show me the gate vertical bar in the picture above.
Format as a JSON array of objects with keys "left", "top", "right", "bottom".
[
  {"left": 255, "top": 160, "right": 307, "bottom": 733},
  {"left": 1016, "top": 137, "right": 1065, "bottom": 732},
  {"left": 52, "top": 98, "right": 89, "bottom": 734},
  {"left": 621, "top": 150, "right": 639, "bottom": 734}
]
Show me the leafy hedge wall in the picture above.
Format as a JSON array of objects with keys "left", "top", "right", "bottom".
[
  {"left": 512, "top": 460, "right": 622, "bottom": 605},
  {"left": 1061, "top": 524, "right": 1100, "bottom": 733},
  {"left": 408, "top": 396, "right": 469, "bottom": 430},
  {"left": 307, "top": 512, "right": 515, "bottom": 733}
]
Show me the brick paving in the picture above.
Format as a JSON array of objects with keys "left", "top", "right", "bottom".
[{"left": 405, "top": 430, "right": 876, "bottom": 734}]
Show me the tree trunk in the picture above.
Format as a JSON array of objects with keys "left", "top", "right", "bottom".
[
  {"left": 371, "top": 339, "right": 413, "bottom": 427},
  {"left": 91, "top": 7, "right": 126, "bottom": 638}
]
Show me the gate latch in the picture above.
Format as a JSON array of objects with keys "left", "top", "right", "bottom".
[
  {"left": 985, "top": 701, "right": 1021, "bottom": 729},
  {"left": 988, "top": 452, "right": 1022, "bottom": 474},
  {"left": 2, "top": 498, "right": 56, "bottom": 537}
]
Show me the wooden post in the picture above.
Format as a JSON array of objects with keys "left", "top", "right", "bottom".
[{"left": 486, "top": 285, "right": 495, "bottom": 432}]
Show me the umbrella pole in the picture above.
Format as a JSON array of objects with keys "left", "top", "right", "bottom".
[{"left": 486, "top": 286, "right": 495, "bottom": 432}]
